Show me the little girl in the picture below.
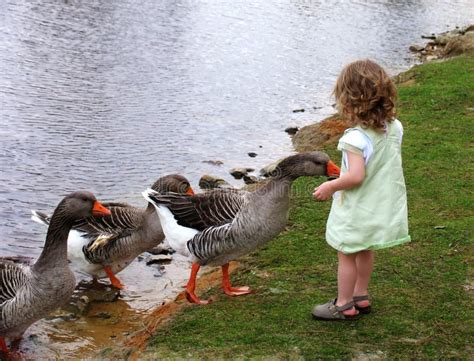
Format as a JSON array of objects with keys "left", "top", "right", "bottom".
[{"left": 312, "top": 59, "right": 410, "bottom": 320}]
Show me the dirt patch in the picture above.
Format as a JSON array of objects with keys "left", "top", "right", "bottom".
[{"left": 107, "top": 262, "right": 239, "bottom": 360}]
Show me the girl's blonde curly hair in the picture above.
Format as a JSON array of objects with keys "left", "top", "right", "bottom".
[{"left": 334, "top": 59, "right": 396, "bottom": 131}]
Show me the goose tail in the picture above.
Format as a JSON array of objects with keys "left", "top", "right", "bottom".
[
  {"left": 142, "top": 188, "right": 196, "bottom": 257},
  {"left": 31, "top": 210, "right": 50, "bottom": 226}
]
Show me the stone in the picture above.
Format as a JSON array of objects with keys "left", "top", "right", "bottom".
[
  {"left": 229, "top": 168, "right": 250, "bottom": 179},
  {"left": 243, "top": 175, "right": 258, "bottom": 185},
  {"left": 199, "top": 174, "right": 231, "bottom": 189},
  {"left": 147, "top": 244, "right": 175, "bottom": 255},
  {"left": 444, "top": 32, "right": 474, "bottom": 57},
  {"left": 91, "top": 311, "right": 112, "bottom": 319},
  {"left": 409, "top": 44, "right": 424, "bottom": 52},
  {"left": 201, "top": 160, "right": 224, "bottom": 166},
  {"left": 464, "top": 24, "right": 474, "bottom": 33},
  {"left": 259, "top": 160, "right": 282, "bottom": 177},
  {"left": 145, "top": 254, "right": 173, "bottom": 265},
  {"left": 285, "top": 127, "right": 299, "bottom": 135},
  {"left": 292, "top": 115, "right": 351, "bottom": 152}
]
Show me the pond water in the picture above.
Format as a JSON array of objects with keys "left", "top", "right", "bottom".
[{"left": 0, "top": 0, "right": 472, "bottom": 358}]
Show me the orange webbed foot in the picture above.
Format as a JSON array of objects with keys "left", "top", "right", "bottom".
[{"left": 104, "top": 266, "right": 125, "bottom": 289}]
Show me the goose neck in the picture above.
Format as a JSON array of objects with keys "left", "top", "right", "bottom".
[
  {"left": 34, "top": 207, "right": 73, "bottom": 271},
  {"left": 259, "top": 176, "right": 293, "bottom": 199}
]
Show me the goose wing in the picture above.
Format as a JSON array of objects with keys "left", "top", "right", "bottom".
[
  {"left": 146, "top": 189, "right": 246, "bottom": 231},
  {"left": 33, "top": 203, "right": 144, "bottom": 245},
  {"left": 72, "top": 204, "right": 143, "bottom": 237},
  {"left": 0, "top": 260, "right": 29, "bottom": 305}
]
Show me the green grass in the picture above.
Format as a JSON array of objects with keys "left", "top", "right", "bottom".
[{"left": 143, "top": 56, "right": 474, "bottom": 360}]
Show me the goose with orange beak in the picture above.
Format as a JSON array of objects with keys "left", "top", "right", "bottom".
[
  {"left": 31, "top": 174, "right": 194, "bottom": 289},
  {"left": 144, "top": 152, "right": 340, "bottom": 304},
  {"left": 0, "top": 192, "right": 110, "bottom": 354}
]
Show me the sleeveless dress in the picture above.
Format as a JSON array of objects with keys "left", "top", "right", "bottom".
[{"left": 326, "top": 119, "right": 411, "bottom": 254}]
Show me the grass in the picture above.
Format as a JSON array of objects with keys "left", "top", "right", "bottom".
[{"left": 142, "top": 56, "right": 474, "bottom": 360}]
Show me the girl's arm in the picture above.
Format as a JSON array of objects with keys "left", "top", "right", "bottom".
[{"left": 313, "top": 151, "right": 365, "bottom": 201}]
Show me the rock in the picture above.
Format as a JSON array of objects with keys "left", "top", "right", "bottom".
[
  {"left": 243, "top": 175, "right": 258, "bottom": 185},
  {"left": 199, "top": 174, "right": 231, "bottom": 189},
  {"left": 409, "top": 44, "right": 425, "bottom": 52},
  {"left": 146, "top": 254, "right": 173, "bottom": 265},
  {"left": 201, "top": 160, "right": 224, "bottom": 166},
  {"left": 444, "top": 31, "right": 474, "bottom": 57},
  {"left": 76, "top": 295, "right": 90, "bottom": 313},
  {"left": 284, "top": 127, "right": 299, "bottom": 135},
  {"left": 465, "top": 24, "right": 474, "bottom": 33},
  {"left": 259, "top": 160, "right": 282, "bottom": 177},
  {"left": 147, "top": 244, "right": 175, "bottom": 255},
  {"left": 91, "top": 311, "right": 112, "bottom": 319},
  {"left": 229, "top": 168, "right": 253, "bottom": 179},
  {"left": 421, "top": 34, "right": 436, "bottom": 40},
  {"left": 292, "top": 108, "right": 305, "bottom": 113},
  {"left": 435, "top": 29, "right": 463, "bottom": 46},
  {"left": 247, "top": 152, "right": 258, "bottom": 158},
  {"left": 292, "top": 115, "right": 351, "bottom": 152},
  {"left": 425, "top": 55, "right": 438, "bottom": 62}
]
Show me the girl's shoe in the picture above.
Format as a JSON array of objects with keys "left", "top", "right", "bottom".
[
  {"left": 353, "top": 295, "right": 371, "bottom": 314},
  {"left": 312, "top": 299, "right": 361, "bottom": 321}
]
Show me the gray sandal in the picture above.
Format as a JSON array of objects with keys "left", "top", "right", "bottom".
[
  {"left": 353, "top": 295, "right": 371, "bottom": 314},
  {"left": 312, "top": 299, "right": 361, "bottom": 321}
]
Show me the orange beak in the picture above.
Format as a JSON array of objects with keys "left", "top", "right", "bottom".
[
  {"left": 326, "top": 160, "right": 341, "bottom": 178},
  {"left": 92, "top": 201, "right": 111, "bottom": 217},
  {"left": 186, "top": 187, "right": 195, "bottom": 196}
]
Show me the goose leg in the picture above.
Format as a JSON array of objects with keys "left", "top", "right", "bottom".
[
  {"left": 0, "top": 337, "right": 9, "bottom": 353},
  {"left": 185, "top": 263, "right": 211, "bottom": 305},
  {"left": 104, "top": 266, "right": 124, "bottom": 289},
  {"left": 221, "top": 263, "right": 253, "bottom": 296}
]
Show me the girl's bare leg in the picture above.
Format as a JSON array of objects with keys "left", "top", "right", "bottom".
[
  {"left": 354, "top": 250, "right": 374, "bottom": 307},
  {"left": 336, "top": 251, "right": 358, "bottom": 315}
]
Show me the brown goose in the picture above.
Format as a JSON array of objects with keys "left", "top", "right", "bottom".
[
  {"left": 143, "top": 152, "right": 340, "bottom": 304},
  {"left": 31, "top": 175, "right": 194, "bottom": 289},
  {"left": 0, "top": 192, "right": 110, "bottom": 353}
]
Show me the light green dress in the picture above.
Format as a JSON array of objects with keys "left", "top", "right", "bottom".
[{"left": 326, "top": 119, "right": 411, "bottom": 254}]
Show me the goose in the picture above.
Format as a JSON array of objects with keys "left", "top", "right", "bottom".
[
  {"left": 31, "top": 175, "right": 194, "bottom": 289},
  {"left": 143, "top": 151, "right": 340, "bottom": 304},
  {"left": 0, "top": 191, "right": 111, "bottom": 353}
]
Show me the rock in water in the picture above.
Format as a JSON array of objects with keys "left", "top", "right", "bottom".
[
  {"left": 202, "top": 160, "right": 224, "bottom": 166},
  {"left": 229, "top": 167, "right": 254, "bottom": 179},
  {"left": 409, "top": 44, "right": 425, "bottom": 52},
  {"left": 199, "top": 174, "right": 231, "bottom": 189},
  {"left": 243, "top": 175, "right": 258, "bottom": 185},
  {"left": 285, "top": 127, "right": 299, "bottom": 135}
]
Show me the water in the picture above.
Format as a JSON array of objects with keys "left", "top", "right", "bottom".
[{"left": 0, "top": 0, "right": 472, "bottom": 357}]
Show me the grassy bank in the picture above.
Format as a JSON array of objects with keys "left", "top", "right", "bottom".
[{"left": 142, "top": 56, "right": 473, "bottom": 359}]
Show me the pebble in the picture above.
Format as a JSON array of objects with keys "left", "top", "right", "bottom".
[{"left": 284, "top": 127, "right": 299, "bottom": 135}]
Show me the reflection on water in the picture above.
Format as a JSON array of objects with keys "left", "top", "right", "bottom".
[{"left": 0, "top": 0, "right": 472, "bottom": 358}]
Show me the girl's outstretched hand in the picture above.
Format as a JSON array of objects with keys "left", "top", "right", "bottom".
[{"left": 313, "top": 181, "right": 335, "bottom": 201}]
